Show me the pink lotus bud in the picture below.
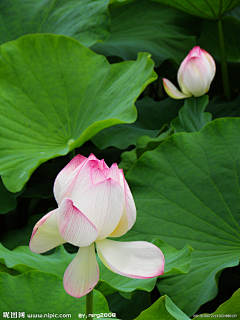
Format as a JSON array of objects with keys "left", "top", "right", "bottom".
[
  {"left": 163, "top": 46, "right": 216, "bottom": 99},
  {"left": 29, "top": 154, "right": 165, "bottom": 298}
]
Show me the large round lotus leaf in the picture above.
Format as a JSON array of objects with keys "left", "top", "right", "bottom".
[
  {"left": 0, "top": 34, "right": 156, "bottom": 193},
  {"left": 0, "top": 0, "right": 110, "bottom": 47},
  {"left": 123, "top": 117, "right": 240, "bottom": 316},
  {"left": 151, "top": 0, "right": 240, "bottom": 20},
  {"left": 92, "top": 0, "right": 199, "bottom": 67}
]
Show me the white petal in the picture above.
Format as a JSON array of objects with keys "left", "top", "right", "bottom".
[
  {"left": 63, "top": 244, "right": 99, "bottom": 298},
  {"left": 91, "top": 162, "right": 107, "bottom": 185},
  {"left": 178, "top": 46, "right": 202, "bottom": 95},
  {"left": 163, "top": 78, "right": 191, "bottom": 99},
  {"left": 123, "top": 178, "right": 136, "bottom": 230},
  {"left": 57, "top": 198, "right": 98, "bottom": 247},
  {"left": 182, "top": 58, "right": 210, "bottom": 96},
  {"left": 29, "top": 209, "right": 65, "bottom": 253},
  {"left": 106, "top": 163, "right": 121, "bottom": 184},
  {"left": 177, "top": 47, "right": 201, "bottom": 94},
  {"left": 54, "top": 155, "right": 87, "bottom": 205},
  {"left": 96, "top": 239, "right": 165, "bottom": 279},
  {"left": 74, "top": 179, "right": 125, "bottom": 240},
  {"left": 67, "top": 158, "right": 108, "bottom": 203},
  {"left": 97, "top": 159, "right": 109, "bottom": 171},
  {"left": 202, "top": 50, "right": 216, "bottom": 81},
  {"left": 109, "top": 176, "right": 136, "bottom": 237},
  {"left": 54, "top": 154, "right": 101, "bottom": 205},
  {"left": 108, "top": 209, "right": 129, "bottom": 238}
]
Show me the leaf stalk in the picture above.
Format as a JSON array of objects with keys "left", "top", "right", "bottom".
[
  {"left": 69, "top": 149, "right": 76, "bottom": 160},
  {"left": 217, "top": 19, "right": 231, "bottom": 101},
  {"left": 86, "top": 290, "right": 93, "bottom": 320}
]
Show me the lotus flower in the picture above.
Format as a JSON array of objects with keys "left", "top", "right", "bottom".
[
  {"left": 163, "top": 46, "right": 216, "bottom": 99},
  {"left": 29, "top": 154, "right": 164, "bottom": 298}
]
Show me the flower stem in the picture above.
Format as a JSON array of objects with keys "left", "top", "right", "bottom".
[
  {"left": 217, "top": 19, "right": 231, "bottom": 101},
  {"left": 86, "top": 290, "right": 93, "bottom": 319},
  {"left": 69, "top": 149, "right": 75, "bottom": 161}
]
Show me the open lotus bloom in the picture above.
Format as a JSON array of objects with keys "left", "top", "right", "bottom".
[
  {"left": 163, "top": 46, "right": 216, "bottom": 99},
  {"left": 29, "top": 154, "right": 164, "bottom": 298}
]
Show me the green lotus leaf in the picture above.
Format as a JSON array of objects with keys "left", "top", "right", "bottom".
[
  {"left": 135, "top": 295, "right": 190, "bottom": 320},
  {"left": 206, "top": 95, "right": 240, "bottom": 119},
  {"left": 119, "top": 128, "right": 173, "bottom": 174},
  {"left": 151, "top": 0, "right": 240, "bottom": 19},
  {"left": 0, "top": 271, "right": 109, "bottom": 314},
  {"left": 92, "top": 97, "right": 181, "bottom": 150},
  {"left": 0, "top": 34, "right": 156, "bottom": 192},
  {"left": 109, "top": 0, "right": 135, "bottom": 7},
  {"left": 171, "top": 96, "right": 212, "bottom": 133},
  {"left": 0, "top": 0, "right": 110, "bottom": 47},
  {"left": 0, "top": 263, "right": 20, "bottom": 276},
  {"left": 0, "top": 244, "right": 73, "bottom": 277},
  {"left": 0, "top": 243, "right": 156, "bottom": 296},
  {"left": 197, "top": 8, "right": 240, "bottom": 91},
  {"left": 0, "top": 239, "right": 192, "bottom": 299},
  {"left": 107, "top": 291, "right": 151, "bottom": 320},
  {"left": 164, "top": 296, "right": 191, "bottom": 320},
  {"left": 0, "top": 178, "right": 22, "bottom": 214},
  {"left": 201, "top": 289, "right": 240, "bottom": 317},
  {"left": 123, "top": 117, "right": 240, "bottom": 315},
  {"left": 198, "top": 9, "right": 240, "bottom": 62},
  {"left": 92, "top": 0, "right": 199, "bottom": 67},
  {"left": 152, "top": 239, "right": 193, "bottom": 275}
]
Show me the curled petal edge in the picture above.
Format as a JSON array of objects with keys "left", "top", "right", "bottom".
[{"left": 163, "top": 78, "right": 191, "bottom": 99}]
